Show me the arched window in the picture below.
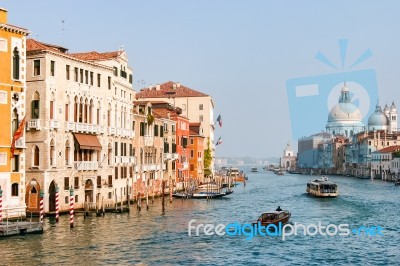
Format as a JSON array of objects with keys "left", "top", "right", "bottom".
[
  {"left": 65, "top": 140, "right": 71, "bottom": 166},
  {"left": 30, "top": 186, "right": 37, "bottom": 193},
  {"left": 13, "top": 47, "right": 20, "bottom": 80},
  {"left": 50, "top": 139, "right": 55, "bottom": 166},
  {"left": 12, "top": 108, "right": 19, "bottom": 135},
  {"left": 31, "top": 91, "right": 40, "bottom": 119},
  {"left": 11, "top": 183, "right": 19, "bottom": 196},
  {"left": 33, "top": 145, "right": 40, "bottom": 167}
]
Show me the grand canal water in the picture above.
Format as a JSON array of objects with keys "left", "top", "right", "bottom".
[{"left": 1, "top": 169, "right": 399, "bottom": 265}]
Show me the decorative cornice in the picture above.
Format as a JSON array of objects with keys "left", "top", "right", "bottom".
[{"left": 0, "top": 23, "right": 29, "bottom": 36}]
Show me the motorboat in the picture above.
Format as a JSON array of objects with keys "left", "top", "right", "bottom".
[
  {"left": 306, "top": 176, "right": 338, "bottom": 197},
  {"left": 251, "top": 167, "right": 258, "bottom": 172},
  {"left": 253, "top": 210, "right": 291, "bottom": 227},
  {"left": 172, "top": 190, "right": 233, "bottom": 199}
]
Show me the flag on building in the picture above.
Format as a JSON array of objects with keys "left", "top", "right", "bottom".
[
  {"left": 216, "top": 114, "right": 222, "bottom": 127},
  {"left": 10, "top": 115, "right": 26, "bottom": 158},
  {"left": 216, "top": 136, "right": 222, "bottom": 146}
]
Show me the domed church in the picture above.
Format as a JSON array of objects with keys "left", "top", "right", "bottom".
[
  {"left": 368, "top": 101, "right": 397, "bottom": 132},
  {"left": 325, "top": 83, "right": 365, "bottom": 137}
]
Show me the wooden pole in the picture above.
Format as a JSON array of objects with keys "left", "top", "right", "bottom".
[
  {"left": 69, "top": 187, "right": 74, "bottom": 228},
  {"left": 55, "top": 185, "right": 59, "bottom": 222},
  {"left": 162, "top": 181, "right": 165, "bottom": 214}
]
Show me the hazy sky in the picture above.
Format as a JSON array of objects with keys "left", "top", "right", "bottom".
[{"left": 3, "top": 1, "right": 400, "bottom": 158}]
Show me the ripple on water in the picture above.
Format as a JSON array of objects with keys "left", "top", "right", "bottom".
[{"left": 1, "top": 170, "right": 399, "bottom": 265}]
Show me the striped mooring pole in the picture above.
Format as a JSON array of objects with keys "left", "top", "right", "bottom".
[
  {"left": 55, "top": 185, "right": 59, "bottom": 222},
  {"left": 0, "top": 186, "right": 3, "bottom": 224},
  {"left": 39, "top": 189, "right": 44, "bottom": 224},
  {"left": 69, "top": 186, "right": 74, "bottom": 228}
]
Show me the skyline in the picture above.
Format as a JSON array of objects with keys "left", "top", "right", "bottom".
[{"left": 3, "top": 1, "right": 400, "bottom": 158}]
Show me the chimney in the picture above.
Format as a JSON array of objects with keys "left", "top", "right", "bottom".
[
  {"left": 173, "top": 83, "right": 177, "bottom": 90},
  {"left": 156, "top": 84, "right": 160, "bottom": 90},
  {"left": 176, "top": 82, "right": 181, "bottom": 88},
  {"left": 148, "top": 85, "right": 152, "bottom": 90},
  {"left": 0, "top": 8, "right": 8, "bottom": 24}
]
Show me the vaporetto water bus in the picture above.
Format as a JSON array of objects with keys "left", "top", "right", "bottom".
[{"left": 306, "top": 176, "right": 338, "bottom": 198}]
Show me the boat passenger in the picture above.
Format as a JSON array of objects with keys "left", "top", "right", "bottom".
[{"left": 276, "top": 206, "right": 282, "bottom": 211}]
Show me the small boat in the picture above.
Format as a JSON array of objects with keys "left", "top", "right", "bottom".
[
  {"left": 198, "top": 183, "right": 220, "bottom": 191},
  {"left": 253, "top": 210, "right": 291, "bottom": 227},
  {"left": 192, "top": 191, "right": 233, "bottom": 199},
  {"left": 228, "top": 167, "right": 246, "bottom": 182},
  {"left": 395, "top": 179, "right": 400, "bottom": 186},
  {"left": 251, "top": 167, "right": 258, "bottom": 172},
  {"left": 306, "top": 176, "right": 338, "bottom": 197},
  {"left": 275, "top": 169, "right": 284, "bottom": 175},
  {"left": 172, "top": 190, "right": 233, "bottom": 199}
]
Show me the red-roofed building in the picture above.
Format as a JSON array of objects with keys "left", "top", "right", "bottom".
[
  {"left": 136, "top": 81, "right": 215, "bottom": 176},
  {"left": 24, "top": 38, "right": 136, "bottom": 214}
]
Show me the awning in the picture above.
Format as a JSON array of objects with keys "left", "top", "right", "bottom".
[{"left": 73, "top": 133, "right": 102, "bottom": 150}]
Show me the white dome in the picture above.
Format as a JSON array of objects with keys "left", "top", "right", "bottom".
[
  {"left": 328, "top": 103, "right": 362, "bottom": 122},
  {"left": 368, "top": 105, "right": 389, "bottom": 128}
]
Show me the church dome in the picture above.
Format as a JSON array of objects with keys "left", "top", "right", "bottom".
[
  {"left": 327, "top": 84, "right": 362, "bottom": 123},
  {"left": 328, "top": 103, "right": 362, "bottom": 122},
  {"left": 326, "top": 83, "right": 364, "bottom": 137},
  {"left": 368, "top": 105, "right": 389, "bottom": 128},
  {"left": 383, "top": 104, "right": 389, "bottom": 114}
]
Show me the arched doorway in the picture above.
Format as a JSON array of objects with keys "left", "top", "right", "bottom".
[
  {"left": 49, "top": 181, "right": 56, "bottom": 212},
  {"left": 25, "top": 179, "right": 40, "bottom": 213},
  {"left": 286, "top": 161, "right": 290, "bottom": 169},
  {"left": 85, "top": 179, "right": 94, "bottom": 202}
]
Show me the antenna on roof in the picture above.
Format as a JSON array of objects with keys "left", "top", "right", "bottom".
[{"left": 61, "top": 19, "right": 65, "bottom": 46}]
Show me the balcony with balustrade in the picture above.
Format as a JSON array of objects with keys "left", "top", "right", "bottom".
[
  {"left": 15, "top": 137, "right": 25, "bottom": 148},
  {"left": 49, "top": 120, "right": 60, "bottom": 130},
  {"left": 74, "top": 161, "right": 98, "bottom": 171},
  {"left": 164, "top": 153, "right": 172, "bottom": 160},
  {"left": 28, "top": 119, "right": 41, "bottom": 130}
]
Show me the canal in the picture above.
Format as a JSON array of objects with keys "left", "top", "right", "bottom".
[{"left": 1, "top": 169, "right": 399, "bottom": 265}]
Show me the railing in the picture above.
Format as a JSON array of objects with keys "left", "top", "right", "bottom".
[
  {"left": 99, "top": 125, "right": 106, "bottom": 134},
  {"left": 28, "top": 119, "right": 41, "bottom": 130},
  {"left": 114, "top": 157, "right": 121, "bottom": 163},
  {"left": 144, "top": 135, "right": 154, "bottom": 146},
  {"left": 164, "top": 153, "right": 172, "bottom": 160},
  {"left": 74, "top": 161, "right": 98, "bottom": 171},
  {"left": 150, "top": 164, "right": 157, "bottom": 171},
  {"left": 49, "top": 120, "right": 60, "bottom": 129},
  {"left": 15, "top": 137, "right": 24, "bottom": 148},
  {"left": 108, "top": 127, "right": 116, "bottom": 135},
  {"left": 172, "top": 153, "right": 179, "bottom": 160},
  {"left": 65, "top": 122, "right": 75, "bottom": 131},
  {"left": 129, "top": 157, "right": 136, "bottom": 164},
  {"left": 182, "top": 162, "right": 188, "bottom": 170},
  {"left": 121, "top": 156, "right": 130, "bottom": 163}
]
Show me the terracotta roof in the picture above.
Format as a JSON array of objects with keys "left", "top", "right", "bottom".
[
  {"left": 136, "top": 81, "right": 209, "bottom": 98},
  {"left": 70, "top": 51, "right": 120, "bottom": 61},
  {"left": 27, "top": 38, "right": 68, "bottom": 53},
  {"left": 376, "top": 145, "right": 400, "bottom": 153}
]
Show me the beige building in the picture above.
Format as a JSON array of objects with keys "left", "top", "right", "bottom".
[
  {"left": 25, "top": 39, "right": 136, "bottom": 214},
  {"left": 136, "top": 81, "right": 215, "bottom": 174},
  {"left": 280, "top": 142, "right": 296, "bottom": 170}
]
